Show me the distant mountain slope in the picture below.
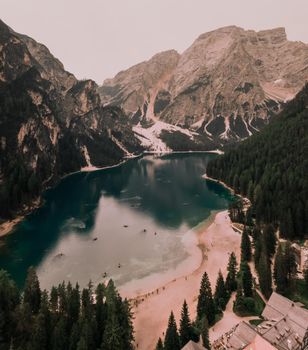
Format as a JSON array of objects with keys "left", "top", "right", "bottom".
[
  {"left": 0, "top": 19, "right": 142, "bottom": 221},
  {"left": 207, "top": 84, "right": 308, "bottom": 240},
  {"left": 100, "top": 26, "right": 308, "bottom": 142}
]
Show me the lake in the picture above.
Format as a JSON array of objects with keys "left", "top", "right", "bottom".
[{"left": 0, "top": 153, "right": 233, "bottom": 292}]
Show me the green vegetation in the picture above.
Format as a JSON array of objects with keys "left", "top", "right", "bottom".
[
  {"left": 225, "top": 252, "right": 238, "bottom": 293},
  {"left": 159, "top": 254, "right": 240, "bottom": 349},
  {"left": 249, "top": 319, "right": 263, "bottom": 326},
  {"left": 240, "top": 228, "right": 252, "bottom": 262},
  {"left": 155, "top": 337, "right": 164, "bottom": 350},
  {"left": 233, "top": 290, "right": 265, "bottom": 317},
  {"left": 200, "top": 321, "right": 211, "bottom": 350},
  {"left": 0, "top": 268, "right": 134, "bottom": 350},
  {"left": 285, "top": 279, "right": 308, "bottom": 309},
  {"left": 214, "top": 270, "right": 228, "bottom": 311},
  {"left": 207, "top": 85, "right": 308, "bottom": 312},
  {"left": 179, "top": 300, "right": 198, "bottom": 347},
  {"left": 207, "top": 84, "right": 308, "bottom": 240},
  {"left": 164, "top": 311, "right": 181, "bottom": 350},
  {"left": 196, "top": 271, "right": 216, "bottom": 326},
  {"left": 273, "top": 242, "right": 297, "bottom": 295}
]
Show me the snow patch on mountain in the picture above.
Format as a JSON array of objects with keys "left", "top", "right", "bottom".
[
  {"left": 111, "top": 134, "right": 132, "bottom": 157},
  {"left": 133, "top": 121, "right": 198, "bottom": 153}
]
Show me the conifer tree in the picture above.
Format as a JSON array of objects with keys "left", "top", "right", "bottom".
[
  {"left": 257, "top": 250, "right": 272, "bottom": 299},
  {"left": 76, "top": 337, "right": 87, "bottom": 350},
  {"left": 101, "top": 304, "right": 122, "bottom": 350},
  {"left": 197, "top": 272, "right": 216, "bottom": 325},
  {"left": 50, "top": 286, "right": 58, "bottom": 312},
  {"left": 241, "top": 262, "right": 253, "bottom": 297},
  {"left": 52, "top": 317, "right": 67, "bottom": 350},
  {"left": 69, "top": 323, "right": 80, "bottom": 350},
  {"left": 179, "top": 300, "right": 193, "bottom": 347},
  {"left": 274, "top": 243, "right": 287, "bottom": 293},
  {"left": 0, "top": 270, "right": 20, "bottom": 349},
  {"left": 234, "top": 286, "right": 244, "bottom": 311},
  {"left": 241, "top": 228, "right": 252, "bottom": 262},
  {"left": 95, "top": 283, "right": 106, "bottom": 347},
  {"left": 304, "top": 267, "right": 308, "bottom": 289},
  {"left": 253, "top": 231, "right": 262, "bottom": 267},
  {"left": 30, "top": 312, "right": 49, "bottom": 350},
  {"left": 156, "top": 337, "right": 164, "bottom": 350},
  {"left": 117, "top": 298, "right": 134, "bottom": 350},
  {"left": 225, "top": 252, "right": 238, "bottom": 293},
  {"left": 214, "top": 270, "right": 228, "bottom": 310},
  {"left": 273, "top": 242, "right": 297, "bottom": 294},
  {"left": 13, "top": 302, "right": 33, "bottom": 349},
  {"left": 284, "top": 242, "right": 297, "bottom": 285},
  {"left": 263, "top": 224, "right": 276, "bottom": 258},
  {"left": 164, "top": 311, "right": 180, "bottom": 350},
  {"left": 24, "top": 266, "right": 41, "bottom": 314},
  {"left": 57, "top": 282, "right": 67, "bottom": 316},
  {"left": 0, "top": 272, "right": 135, "bottom": 350},
  {"left": 68, "top": 284, "right": 80, "bottom": 326},
  {"left": 78, "top": 318, "right": 95, "bottom": 350},
  {"left": 201, "top": 319, "right": 211, "bottom": 350}
]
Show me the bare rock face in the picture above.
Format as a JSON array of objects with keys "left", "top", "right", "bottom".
[
  {"left": 99, "top": 50, "right": 180, "bottom": 121},
  {"left": 100, "top": 26, "right": 308, "bottom": 141},
  {"left": 16, "top": 33, "right": 77, "bottom": 92},
  {"left": 0, "top": 19, "right": 142, "bottom": 220}
]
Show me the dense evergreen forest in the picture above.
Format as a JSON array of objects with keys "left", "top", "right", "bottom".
[
  {"left": 0, "top": 268, "right": 134, "bottom": 350},
  {"left": 207, "top": 84, "right": 308, "bottom": 240}
]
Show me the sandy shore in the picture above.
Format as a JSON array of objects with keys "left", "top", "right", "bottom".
[
  {"left": 124, "top": 210, "right": 242, "bottom": 350},
  {"left": 0, "top": 216, "right": 24, "bottom": 237},
  {"left": 0, "top": 198, "right": 42, "bottom": 238}
]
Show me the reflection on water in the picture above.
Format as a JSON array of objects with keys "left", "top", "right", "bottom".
[{"left": 0, "top": 154, "right": 233, "bottom": 290}]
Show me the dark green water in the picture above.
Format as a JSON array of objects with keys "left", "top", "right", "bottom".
[{"left": 0, "top": 154, "right": 233, "bottom": 292}]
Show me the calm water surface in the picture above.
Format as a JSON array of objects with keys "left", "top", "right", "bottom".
[{"left": 0, "top": 154, "right": 233, "bottom": 290}]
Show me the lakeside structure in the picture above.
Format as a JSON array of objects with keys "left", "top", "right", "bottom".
[{"left": 212, "top": 292, "right": 308, "bottom": 350}]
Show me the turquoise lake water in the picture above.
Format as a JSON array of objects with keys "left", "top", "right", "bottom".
[{"left": 0, "top": 154, "right": 233, "bottom": 291}]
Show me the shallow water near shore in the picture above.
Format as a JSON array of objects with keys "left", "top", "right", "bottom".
[{"left": 0, "top": 154, "right": 233, "bottom": 290}]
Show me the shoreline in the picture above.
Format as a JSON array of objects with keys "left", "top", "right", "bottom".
[
  {"left": 203, "top": 173, "right": 251, "bottom": 207},
  {"left": 119, "top": 211, "right": 217, "bottom": 299},
  {"left": 0, "top": 216, "right": 24, "bottom": 238},
  {"left": 144, "top": 149, "right": 224, "bottom": 155},
  {"left": 124, "top": 209, "right": 242, "bottom": 350},
  {"left": 0, "top": 198, "right": 41, "bottom": 238},
  {"left": 202, "top": 173, "right": 236, "bottom": 195},
  {"left": 0, "top": 155, "right": 143, "bottom": 238},
  {"left": 0, "top": 151, "right": 223, "bottom": 238}
]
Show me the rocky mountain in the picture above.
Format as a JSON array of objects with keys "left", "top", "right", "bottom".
[
  {"left": 207, "top": 83, "right": 308, "bottom": 239},
  {"left": 0, "top": 19, "right": 142, "bottom": 221},
  {"left": 100, "top": 26, "right": 308, "bottom": 142}
]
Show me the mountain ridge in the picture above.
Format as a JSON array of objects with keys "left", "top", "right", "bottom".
[
  {"left": 99, "top": 25, "right": 308, "bottom": 142},
  {"left": 0, "top": 19, "right": 142, "bottom": 222}
]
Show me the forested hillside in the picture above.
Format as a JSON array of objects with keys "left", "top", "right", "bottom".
[
  {"left": 207, "top": 84, "right": 308, "bottom": 239},
  {"left": 0, "top": 268, "right": 134, "bottom": 350},
  {"left": 0, "top": 19, "right": 142, "bottom": 222}
]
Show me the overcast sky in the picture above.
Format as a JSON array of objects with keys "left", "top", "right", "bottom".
[{"left": 1, "top": 0, "right": 308, "bottom": 83}]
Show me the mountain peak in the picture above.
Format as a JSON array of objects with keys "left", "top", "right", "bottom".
[{"left": 99, "top": 25, "right": 308, "bottom": 141}]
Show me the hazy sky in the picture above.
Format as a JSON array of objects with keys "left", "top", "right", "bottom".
[{"left": 1, "top": 0, "right": 308, "bottom": 83}]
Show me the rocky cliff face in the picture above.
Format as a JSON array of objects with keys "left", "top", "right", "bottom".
[
  {"left": 100, "top": 26, "right": 308, "bottom": 141},
  {"left": 0, "top": 19, "right": 142, "bottom": 220}
]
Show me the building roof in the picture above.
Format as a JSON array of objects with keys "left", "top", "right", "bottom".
[
  {"left": 213, "top": 321, "right": 257, "bottom": 349},
  {"left": 213, "top": 292, "right": 308, "bottom": 350},
  {"left": 261, "top": 292, "right": 305, "bottom": 321},
  {"left": 243, "top": 334, "right": 277, "bottom": 350},
  {"left": 258, "top": 292, "right": 308, "bottom": 350},
  {"left": 181, "top": 340, "right": 205, "bottom": 350}
]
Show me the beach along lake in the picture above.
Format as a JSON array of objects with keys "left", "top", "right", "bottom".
[{"left": 0, "top": 154, "right": 234, "bottom": 293}]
